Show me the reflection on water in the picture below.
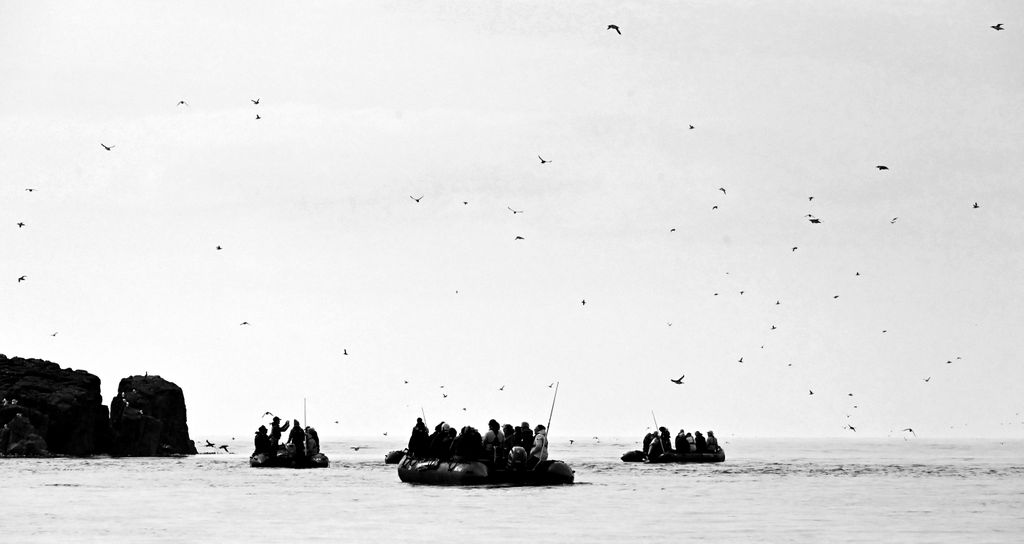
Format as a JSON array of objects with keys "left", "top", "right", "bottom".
[{"left": 1, "top": 438, "right": 1022, "bottom": 542}]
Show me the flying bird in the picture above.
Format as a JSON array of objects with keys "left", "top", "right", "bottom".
[
  {"left": 204, "top": 440, "right": 215, "bottom": 448},
  {"left": 808, "top": 196, "right": 814, "bottom": 201},
  {"left": 25, "top": 188, "right": 36, "bottom": 192},
  {"left": 890, "top": 217, "right": 898, "bottom": 224},
  {"left": 100, "top": 143, "right": 115, "bottom": 151},
  {"left": 343, "top": 349, "right": 348, "bottom": 356},
  {"left": 410, "top": 195, "right": 423, "bottom": 202},
  {"left": 738, "top": 357, "right": 743, "bottom": 363},
  {"left": 538, "top": 155, "right": 551, "bottom": 164},
  {"left": 499, "top": 385, "right": 505, "bottom": 391},
  {"left": 670, "top": 375, "right": 685, "bottom": 385},
  {"left": 255, "top": 114, "right": 261, "bottom": 120},
  {"left": 718, "top": 187, "right": 727, "bottom": 195},
  {"left": 991, "top": 23, "right": 1004, "bottom": 31},
  {"left": 442, "top": 393, "right": 447, "bottom": 398},
  {"left": 508, "top": 207, "right": 524, "bottom": 214},
  {"left": 901, "top": 428, "right": 916, "bottom": 437},
  {"left": 350, "top": 446, "right": 364, "bottom": 451},
  {"left": 973, "top": 202, "right": 980, "bottom": 209},
  {"left": 17, "top": 275, "right": 26, "bottom": 283},
  {"left": 216, "top": 245, "right": 222, "bottom": 250},
  {"left": 177, "top": 100, "right": 188, "bottom": 107},
  {"left": 876, "top": 165, "right": 888, "bottom": 170},
  {"left": 771, "top": 325, "right": 777, "bottom": 330},
  {"left": 17, "top": 222, "right": 25, "bottom": 228},
  {"left": 791, "top": 247, "right": 798, "bottom": 252},
  {"left": 711, "top": 205, "right": 718, "bottom": 210},
  {"left": 924, "top": 377, "right": 931, "bottom": 383},
  {"left": 607, "top": 24, "right": 621, "bottom": 35},
  {"left": 809, "top": 218, "right": 822, "bottom": 224},
  {"left": 262, "top": 412, "right": 274, "bottom": 417},
  {"left": 51, "top": 332, "right": 58, "bottom": 337},
  {"left": 219, "top": 445, "right": 231, "bottom": 453},
  {"left": 844, "top": 425, "right": 856, "bottom": 432},
  {"left": 240, "top": 321, "right": 250, "bottom": 326},
  {"left": 548, "top": 383, "right": 555, "bottom": 388},
  {"left": 514, "top": 236, "right": 525, "bottom": 240},
  {"left": 251, "top": 98, "right": 260, "bottom": 104},
  {"left": 808, "top": 389, "right": 814, "bottom": 395}
]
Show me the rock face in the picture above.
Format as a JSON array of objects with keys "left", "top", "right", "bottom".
[
  {"left": 109, "top": 375, "right": 197, "bottom": 456},
  {"left": 0, "top": 354, "right": 110, "bottom": 456}
]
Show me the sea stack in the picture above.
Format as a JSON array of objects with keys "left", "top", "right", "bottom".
[
  {"left": 109, "top": 375, "right": 198, "bottom": 456},
  {"left": 0, "top": 354, "right": 110, "bottom": 456}
]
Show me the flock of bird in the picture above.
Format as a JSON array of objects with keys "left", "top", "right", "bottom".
[{"left": 9, "top": 20, "right": 1015, "bottom": 440}]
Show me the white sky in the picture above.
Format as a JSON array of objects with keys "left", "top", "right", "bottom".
[{"left": 2, "top": 1, "right": 1022, "bottom": 439}]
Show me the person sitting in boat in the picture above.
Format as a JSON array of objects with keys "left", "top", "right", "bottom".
[
  {"left": 408, "top": 418, "right": 430, "bottom": 457},
  {"left": 269, "top": 417, "right": 290, "bottom": 452},
  {"left": 482, "top": 419, "right": 505, "bottom": 463},
  {"left": 527, "top": 424, "right": 548, "bottom": 469},
  {"left": 440, "top": 426, "right": 457, "bottom": 460},
  {"left": 501, "top": 424, "right": 515, "bottom": 459},
  {"left": 658, "top": 427, "right": 673, "bottom": 452},
  {"left": 643, "top": 431, "right": 656, "bottom": 453},
  {"left": 253, "top": 425, "right": 272, "bottom": 456},
  {"left": 428, "top": 422, "right": 448, "bottom": 458},
  {"left": 685, "top": 432, "right": 696, "bottom": 452},
  {"left": 674, "top": 429, "right": 687, "bottom": 452},
  {"left": 305, "top": 426, "right": 320, "bottom": 457},
  {"left": 453, "top": 426, "right": 483, "bottom": 460},
  {"left": 694, "top": 431, "right": 707, "bottom": 453},
  {"left": 517, "top": 422, "right": 534, "bottom": 451},
  {"left": 647, "top": 431, "right": 665, "bottom": 460},
  {"left": 287, "top": 419, "right": 306, "bottom": 460},
  {"left": 706, "top": 431, "right": 719, "bottom": 452}
]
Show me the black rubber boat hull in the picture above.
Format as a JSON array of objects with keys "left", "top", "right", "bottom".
[
  {"left": 384, "top": 450, "right": 406, "bottom": 464},
  {"left": 397, "top": 456, "right": 574, "bottom": 485},
  {"left": 250, "top": 451, "right": 330, "bottom": 468},
  {"left": 621, "top": 449, "right": 725, "bottom": 463}
]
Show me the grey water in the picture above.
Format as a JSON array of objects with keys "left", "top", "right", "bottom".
[{"left": 2, "top": 438, "right": 1022, "bottom": 542}]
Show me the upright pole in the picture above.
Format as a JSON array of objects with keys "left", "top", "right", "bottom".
[
  {"left": 303, "top": 397, "right": 307, "bottom": 428},
  {"left": 421, "top": 407, "right": 427, "bottom": 427},
  {"left": 651, "top": 410, "right": 658, "bottom": 430},
  {"left": 546, "top": 382, "right": 560, "bottom": 437}
]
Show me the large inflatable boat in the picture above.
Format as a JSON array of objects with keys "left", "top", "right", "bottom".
[
  {"left": 250, "top": 447, "right": 330, "bottom": 468},
  {"left": 398, "top": 456, "right": 574, "bottom": 485},
  {"left": 621, "top": 448, "right": 725, "bottom": 463}
]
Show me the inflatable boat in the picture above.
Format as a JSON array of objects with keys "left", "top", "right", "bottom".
[
  {"left": 621, "top": 448, "right": 725, "bottom": 463},
  {"left": 384, "top": 449, "right": 406, "bottom": 464},
  {"left": 250, "top": 446, "right": 330, "bottom": 468},
  {"left": 397, "top": 456, "right": 574, "bottom": 485}
]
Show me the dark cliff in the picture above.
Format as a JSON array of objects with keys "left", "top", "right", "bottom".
[
  {"left": 0, "top": 354, "right": 110, "bottom": 456},
  {"left": 109, "top": 375, "right": 197, "bottom": 456}
]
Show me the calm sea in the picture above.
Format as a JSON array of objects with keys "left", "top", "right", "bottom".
[{"left": 1, "top": 437, "right": 1021, "bottom": 542}]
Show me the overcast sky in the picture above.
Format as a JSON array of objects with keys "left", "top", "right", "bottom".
[{"left": 2, "top": 1, "right": 1022, "bottom": 439}]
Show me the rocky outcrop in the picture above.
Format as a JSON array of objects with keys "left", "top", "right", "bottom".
[
  {"left": 109, "top": 375, "right": 197, "bottom": 456},
  {"left": 1, "top": 412, "right": 48, "bottom": 456},
  {"left": 0, "top": 354, "right": 110, "bottom": 456}
]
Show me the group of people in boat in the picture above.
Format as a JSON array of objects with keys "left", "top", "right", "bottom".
[
  {"left": 252, "top": 416, "right": 320, "bottom": 461},
  {"left": 643, "top": 427, "right": 719, "bottom": 458},
  {"left": 406, "top": 417, "right": 549, "bottom": 469}
]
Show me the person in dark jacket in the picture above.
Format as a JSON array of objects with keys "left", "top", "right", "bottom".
[
  {"left": 408, "top": 418, "right": 430, "bottom": 457},
  {"left": 694, "top": 431, "right": 707, "bottom": 453},
  {"left": 643, "top": 432, "right": 656, "bottom": 453},
  {"left": 675, "top": 429, "right": 687, "bottom": 452},
  {"left": 647, "top": 432, "right": 665, "bottom": 460},
  {"left": 253, "top": 425, "right": 271, "bottom": 456},
  {"left": 287, "top": 419, "right": 306, "bottom": 460},
  {"left": 517, "top": 422, "right": 534, "bottom": 450},
  {"left": 659, "top": 427, "right": 673, "bottom": 452},
  {"left": 269, "top": 417, "right": 290, "bottom": 450},
  {"left": 429, "top": 422, "right": 449, "bottom": 458},
  {"left": 440, "top": 427, "right": 456, "bottom": 460}
]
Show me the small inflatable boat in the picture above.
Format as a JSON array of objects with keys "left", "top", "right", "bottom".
[
  {"left": 397, "top": 456, "right": 574, "bottom": 485},
  {"left": 250, "top": 446, "right": 330, "bottom": 468},
  {"left": 621, "top": 448, "right": 725, "bottom": 464}
]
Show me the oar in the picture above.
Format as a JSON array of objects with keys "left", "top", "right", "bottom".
[{"left": 546, "top": 382, "right": 560, "bottom": 437}]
